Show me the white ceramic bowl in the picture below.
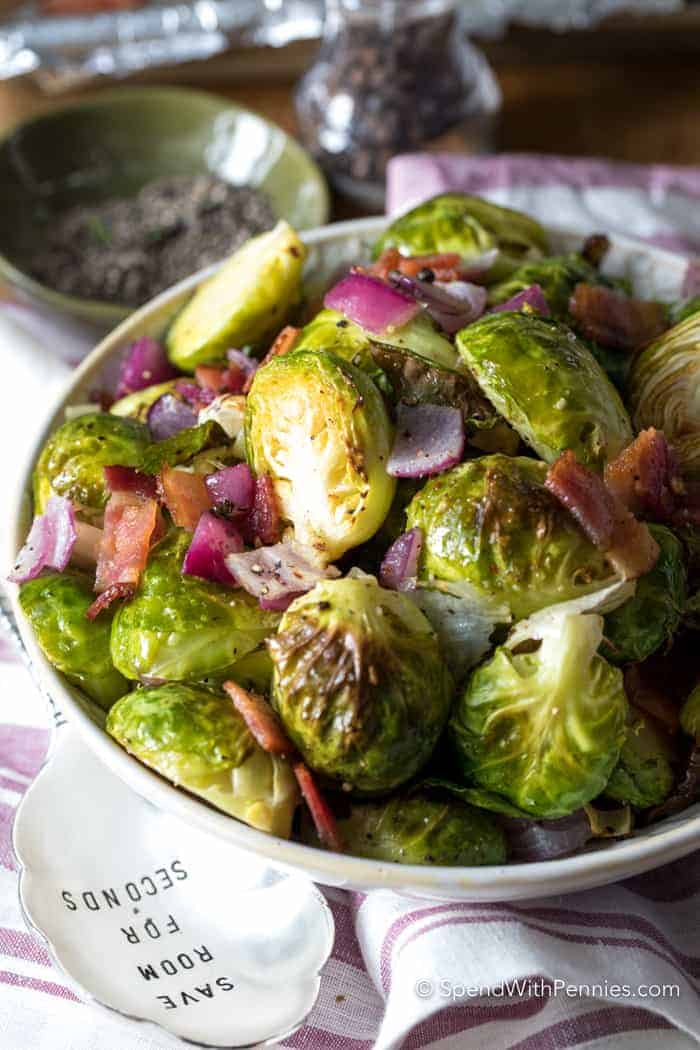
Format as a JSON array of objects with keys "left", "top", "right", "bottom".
[{"left": 8, "top": 217, "right": 700, "bottom": 901}]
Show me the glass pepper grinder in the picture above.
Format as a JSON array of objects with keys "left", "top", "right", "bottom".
[{"left": 295, "top": 0, "right": 501, "bottom": 211}]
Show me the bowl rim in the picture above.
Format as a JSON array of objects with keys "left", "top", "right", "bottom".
[
  {"left": 7, "top": 214, "right": 700, "bottom": 900},
  {"left": 0, "top": 84, "right": 330, "bottom": 324}
]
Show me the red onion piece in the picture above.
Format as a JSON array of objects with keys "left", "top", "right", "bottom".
[
  {"left": 182, "top": 512, "right": 243, "bottom": 585},
  {"left": 388, "top": 403, "right": 465, "bottom": 478},
  {"left": 147, "top": 393, "right": 198, "bottom": 440},
  {"left": 227, "top": 349, "right": 259, "bottom": 382},
  {"left": 491, "top": 283, "right": 550, "bottom": 316},
  {"left": 380, "top": 528, "right": 423, "bottom": 590},
  {"left": 104, "top": 465, "right": 158, "bottom": 500},
  {"left": 324, "top": 273, "right": 420, "bottom": 334},
  {"left": 389, "top": 273, "right": 486, "bottom": 334},
  {"left": 174, "top": 380, "right": 215, "bottom": 408},
  {"left": 116, "top": 338, "right": 179, "bottom": 399},
  {"left": 500, "top": 811, "right": 591, "bottom": 862},
  {"left": 225, "top": 542, "right": 337, "bottom": 610},
  {"left": 205, "top": 464, "right": 255, "bottom": 515},
  {"left": 8, "top": 495, "right": 76, "bottom": 583}
]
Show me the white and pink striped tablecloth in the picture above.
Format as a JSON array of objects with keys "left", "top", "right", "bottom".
[{"left": 2, "top": 153, "right": 700, "bottom": 1050}]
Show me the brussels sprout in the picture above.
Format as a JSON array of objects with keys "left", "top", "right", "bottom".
[
  {"left": 269, "top": 575, "right": 453, "bottom": 794},
  {"left": 455, "top": 313, "right": 633, "bottom": 469},
  {"left": 604, "top": 708, "right": 675, "bottom": 808},
  {"left": 111, "top": 530, "right": 279, "bottom": 682},
  {"left": 19, "top": 572, "right": 128, "bottom": 709},
  {"left": 166, "top": 221, "right": 305, "bottom": 371},
  {"left": 603, "top": 525, "right": 685, "bottom": 665},
  {"left": 628, "top": 312, "right": 700, "bottom": 447},
  {"left": 106, "top": 684, "right": 298, "bottom": 836},
  {"left": 450, "top": 611, "right": 628, "bottom": 818},
  {"left": 110, "top": 380, "right": 179, "bottom": 422},
  {"left": 671, "top": 295, "right": 700, "bottom": 325},
  {"left": 487, "top": 253, "right": 601, "bottom": 320},
  {"left": 373, "top": 194, "right": 548, "bottom": 282},
  {"left": 680, "top": 683, "right": 700, "bottom": 740},
  {"left": 406, "top": 455, "right": 612, "bottom": 619},
  {"left": 303, "top": 790, "right": 506, "bottom": 865},
  {"left": 139, "top": 420, "right": 226, "bottom": 474},
  {"left": 246, "top": 349, "right": 396, "bottom": 562},
  {"left": 587, "top": 341, "right": 631, "bottom": 396},
  {"left": 33, "top": 413, "right": 150, "bottom": 516}
]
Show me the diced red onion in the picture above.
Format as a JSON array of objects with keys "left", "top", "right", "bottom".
[
  {"left": 324, "top": 273, "right": 420, "bottom": 335},
  {"left": 104, "top": 465, "right": 158, "bottom": 500},
  {"left": 491, "top": 283, "right": 550, "bottom": 316},
  {"left": 175, "top": 379, "right": 215, "bottom": 408},
  {"left": 225, "top": 542, "right": 338, "bottom": 610},
  {"left": 8, "top": 495, "right": 76, "bottom": 583},
  {"left": 227, "top": 349, "right": 259, "bottom": 382},
  {"left": 205, "top": 463, "right": 255, "bottom": 514},
  {"left": 389, "top": 273, "right": 486, "bottom": 334},
  {"left": 380, "top": 528, "right": 423, "bottom": 590},
  {"left": 388, "top": 403, "right": 464, "bottom": 478},
  {"left": 147, "top": 393, "right": 198, "bottom": 440},
  {"left": 116, "top": 338, "right": 179, "bottom": 398},
  {"left": 500, "top": 811, "right": 591, "bottom": 862},
  {"left": 182, "top": 511, "right": 243, "bottom": 585}
]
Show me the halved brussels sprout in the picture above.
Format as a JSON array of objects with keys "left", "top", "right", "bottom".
[
  {"left": 681, "top": 683, "right": 700, "bottom": 739},
  {"left": 110, "top": 530, "right": 279, "bottom": 682},
  {"left": 246, "top": 349, "right": 396, "bottom": 562},
  {"left": 139, "top": 420, "right": 227, "bottom": 474},
  {"left": 628, "top": 312, "right": 700, "bottom": 449},
  {"left": 33, "top": 413, "right": 150, "bottom": 516},
  {"left": 487, "top": 253, "right": 601, "bottom": 319},
  {"left": 450, "top": 611, "right": 628, "bottom": 818},
  {"left": 302, "top": 789, "right": 506, "bottom": 865},
  {"left": 166, "top": 221, "right": 305, "bottom": 371},
  {"left": 269, "top": 575, "right": 453, "bottom": 794},
  {"left": 106, "top": 683, "right": 298, "bottom": 836},
  {"left": 110, "top": 380, "right": 179, "bottom": 422},
  {"left": 604, "top": 708, "right": 675, "bottom": 809},
  {"left": 455, "top": 313, "right": 633, "bottom": 469},
  {"left": 603, "top": 524, "right": 686, "bottom": 665},
  {"left": 19, "top": 572, "right": 128, "bottom": 709},
  {"left": 406, "top": 455, "right": 613, "bottom": 619},
  {"left": 373, "top": 194, "right": 548, "bottom": 281}
]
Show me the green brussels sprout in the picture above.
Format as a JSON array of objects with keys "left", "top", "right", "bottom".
[
  {"left": 33, "top": 413, "right": 150, "bottom": 516},
  {"left": 628, "top": 312, "right": 700, "bottom": 451},
  {"left": 246, "top": 349, "right": 396, "bottom": 562},
  {"left": 680, "top": 682, "right": 700, "bottom": 740},
  {"left": 587, "top": 340, "right": 632, "bottom": 396},
  {"left": 106, "top": 684, "right": 298, "bottom": 836},
  {"left": 269, "top": 575, "right": 453, "bottom": 794},
  {"left": 604, "top": 709, "right": 675, "bottom": 808},
  {"left": 303, "top": 790, "right": 506, "bottom": 865},
  {"left": 19, "top": 573, "right": 128, "bottom": 709},
  {"left": 603, "top": 524, "right": 686, "bottom": 665},
  {"left": 110, "top": 380, "right": 179, "bottom": 422},
  {"left": 373, "top": 194, "right": 548, "bottom": 282},
  {"left": 110, "top": 530, "right": 279, "bottom": 682},
  {"left": 406, "top": 455, "right": 612, "bottom": 620},
  {"left": 450, "top": 611, "right": 628, "bottom": 818},
  {"left": 455, "top": 313, "right": 633, "bottom": 469},
  {"left": 487, "top": 253, "right": 601, "bottom": 320},
  {"left": 166, "top": 221, "right": 305, "bottom": 370},
  {"left": 140, "top": 420, "right": 228, "bottom": 475},
  {"left": 671, "top": 295, "right": 700, "bottom": 325}
]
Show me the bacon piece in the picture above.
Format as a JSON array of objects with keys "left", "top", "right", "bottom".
[
  {"left": 370, "top": 249, "right": 465, "bottom": 283},
  {"left": 159, "top": 466, "right": 212, "bottom": 532},
  {"left": 86, "top": 581, "right": 137, "bottom": 621},
  {"left": 293, "top": 762, "right": 345, "bottom": 853},
  {"left": 93, "top": 490, "right": 159, "bottom": 606},
  {"left": 569, "top": 283, "right": 668, "bottom": 351},
  {"left": 604, "top": 428, "right": 682, "bottom": 520},
  {"left": 104, "top": 465, "right": 158, "bottom": 500},
  {"left": 223, "top": 681, "right": 294, "bottom": 756},
  {"left": 546, "top": 450, "right": 659, "bottom": 579},
  {"left": 581, "top": 234, "right": 610, "bottom": 269},
  {"left": 245, "top": 327, "right": 300, "bottom": 393},
  {"left": 248, "top": 475, "right": 282, "bottom": 546},
  {"left": 195, "top": 365, "right": 245, "bottom": 396}
]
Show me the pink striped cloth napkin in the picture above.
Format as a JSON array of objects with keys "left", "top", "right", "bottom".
[{"left": 2, "top": 153, "right": 700, "bottom": 1050}]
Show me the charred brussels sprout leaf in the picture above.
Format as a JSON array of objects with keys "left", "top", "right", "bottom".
[
  {"left": 33, "top": 413, "right": 149, "bottom": 515},
  {"left": 373, "top": 194, "right": 548, "bottom": 282},
  {"left": 603, "top": 525, "right": 685, "bottom": 665},
  {"left": 406, "top": 455, "right": 612, "bottom": 620},
  {"left": 106, "top": 683, "right": 298, "bottom": 836},
  {"left": 110, "top": 530, "right": 279, "bottom": 682},
  {"left": 246, "top": 349, "right": 395, "bottom": 562},
  {"left": 605, "top": 709, "right": 675, "bottom": 809},
  {"left": 19, "top": 572, "right": 128, "bottom": 709},
  {"left": 269, "top": 575, "right": 453, "bottom": 794},
  {"left": 139, "top": 420, "right": 227, "bottom": 475},
  {"left": 455, "top": 313, "right": 633, "bottom": 469},
  {"left": 487, "top": 253, "right": 601, "bottom": 320},
  {"left": 450, "top": 611, "right": 627, "bottom": 818}
]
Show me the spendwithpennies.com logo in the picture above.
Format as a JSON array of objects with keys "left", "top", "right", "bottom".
[{"left": 414, "top": 978, "right": 681, "bottom": 1001}]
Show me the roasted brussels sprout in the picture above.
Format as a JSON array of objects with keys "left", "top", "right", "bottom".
[
  {"left": 19, "top": 572, "right": 128, "bottom": 709},
  {"left": 671, "top": 295, "right": 700, "bottom": 326},
  {"left": 603, "top": 524, "right": 685, "bottom": 665},
  {"left": 373, "top": 194, "right": 548, "bottom": 281},
  {"left": 628, "top": 312, "right": 700, "bottom": 452},
  {"left": 140, "top": 420, "right": 227, "bottom": 474},
  {"left": 450, "top": 610, "right": 628, "bottom": 818},
  {"left": 269, "top": 575, "right": 453, "bottom": 794},
  {"left": 487, "top": 253, "right": 601, "bottom": 319},
  {"left": 110, "top": 530, "right": 279, "bottom": 682},
  {"left": 246, "top": 349, "right": 395, "bottom": 562},
  {"left": 605, "top": 708, "right": 675, "bottom": 808},
  {"left": 110, "top": 380, "right": 179, "bottom": 422},
  {"left": 406, "top": 455, "right": 613, "bottom": 619},
  {"left": 302, "top": 790, "right": 506, "bottom": 865},
  {"left": 681, "top": 683, "right": 700, "bottom": 739},
  {"left": 166, "top": 221, "right": 305, "bottom": 370},
  {"left": 455, "top": 313, "right": 633, "bottom": 469},
  {"left": 106, "top": 683, "right": 298, "bottom": 836},
  {"left": 33, "top": 413, "right": 150, "bottom": 516}
]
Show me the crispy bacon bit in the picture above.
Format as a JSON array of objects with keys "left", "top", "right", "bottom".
[
  {"left": 546, "top": 450, "right": 659, "bottom": 580},
  {"left": 223, "top": 681, "right": 294, "bottom": 755},
  {"left": 569, "top": 283, "right": 668, "bottom": 352},
  {"left": 104, "top": 465, "right": 158, "bottom": 500},
  {"left": 86, "top": 581, "right": 136, "bottom": 621},
  {"left": 370, "top": 249, "right": 465, "bottom": 283},
  {"left": 293, "top": 762, "right": 345, "bottom": 853},
  {"left": 245, "top": 326, "right": 300, "bottom": 392},
  {"left": 159, "top": 466, "right": 212, "bottom": 532},
  {"left": 195, "top": 365, "right": 245, "bottom": 396},
  {"left": 93, "top": 491, "right": 159, "bottom": 607},
  {"left": 581, "top": 234, "right": 610, "bottom": 269},
  {"left": 604, "top": 428, "right": 681, "bottom": 520},
  {"left": 249, "top": 475, "right": 281, "bottom": 546}
]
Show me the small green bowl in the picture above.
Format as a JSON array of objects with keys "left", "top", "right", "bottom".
[{"left": 0, "top": 86, "right": 330, "bottom": 328}]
